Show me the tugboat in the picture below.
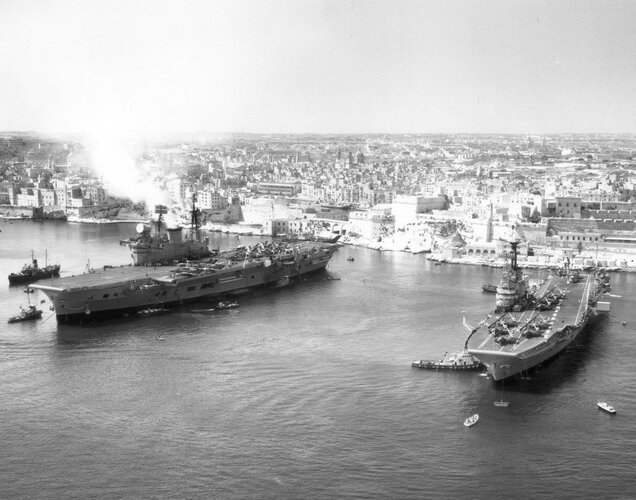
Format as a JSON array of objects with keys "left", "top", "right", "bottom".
[
  {"left": 8, "top": 250, "right": 60, "bottom": 285},
  {"left": 8, "top": 304, "right": 43, "bottom": 323},
  {"left": 411, "top": 350, "right": 484, "bottom": 371}
]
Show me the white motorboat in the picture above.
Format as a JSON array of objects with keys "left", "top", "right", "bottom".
[
  {"left": 464, "top": 414, "right": 479, "bottom": 427},
  {"left": 597, "top": 402, "right": 616, "bottom": 414}
]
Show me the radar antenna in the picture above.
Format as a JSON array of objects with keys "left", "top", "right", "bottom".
[
  {"left": 498, "top": 237, "right": 521, "bottom": 271},
  {"left": 190, "top": 193, "right": 201, "bottom": 241},
  {"left": 154, "top": 204, "right": 168, "bottom": 234}
]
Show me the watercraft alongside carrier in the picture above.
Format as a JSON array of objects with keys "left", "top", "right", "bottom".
[
  {"left": 412, "top": 350, "right": 484, "bottom": 371},
  {"left": 8, "top": 304, "right": 43, "bottom": 323},
  {"left": 464, "top": 241, "right": 611, "bottom": 382}
]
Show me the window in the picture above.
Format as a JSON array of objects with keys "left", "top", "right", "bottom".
[
  {"left": 103, "top": 293, "right": 109, "bottom": 298},
  {"left": 186, "top": 286, "right": 197, "bottom": 292}
]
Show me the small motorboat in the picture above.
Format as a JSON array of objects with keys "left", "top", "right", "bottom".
[
  {"left": 597, "top": 402, "right": 616, "bottom": 414},
  {"left": 217, "top": 301, "right": 239, "bottom": 309},
  {"left": 482, "top": 284, "right": 497, "bottom": 293},
  {"left": 494, "top": 400, "right": 509, "bottom": 407},
  {"left": 347, "top": 256, "right": 355, "bottom": 262},
  {"left": 464, "top": 414, "right": 479, "bottom": 427},
  {"left": 8, "top": 304, "right": 43, "bottom": 323},
  {"left": 137, "top": 308, "right": 169, "bottom": 317}
]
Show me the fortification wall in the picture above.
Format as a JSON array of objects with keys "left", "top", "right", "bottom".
[{"left": 548, "top": 217, "right": 636, "bottom": 233}]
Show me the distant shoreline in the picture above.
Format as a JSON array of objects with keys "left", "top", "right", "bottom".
[{"left": 9, "top": 216, "right": 636, "bottom": 272}]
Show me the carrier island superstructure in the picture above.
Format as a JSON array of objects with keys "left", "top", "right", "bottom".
[
  {"left": 128, "top": 198, "right": 211, "bottom": 266},
  {"left": 31, "top": 241, "right": 336, "bottom": 323},
  {"left": 465, "top": 241, "right": 611, "bottom": 381}
]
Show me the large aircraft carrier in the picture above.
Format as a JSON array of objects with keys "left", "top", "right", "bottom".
[{"left": 465, "top": 242, "right": 611, "bottom": 381}]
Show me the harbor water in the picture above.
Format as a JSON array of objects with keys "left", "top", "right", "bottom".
[{"left": 1, "top": 219, "right": 636, "bottom": 499}]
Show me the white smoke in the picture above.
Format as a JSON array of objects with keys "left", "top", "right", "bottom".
[{"left": 85, "top": 132, "right": 170, "bottom": 212}]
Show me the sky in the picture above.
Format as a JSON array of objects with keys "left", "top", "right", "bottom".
[{"left": 1, "top": 0, "right": 635, "bottom": 135}]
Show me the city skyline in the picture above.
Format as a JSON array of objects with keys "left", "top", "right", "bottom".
[{"left": 1, "top": 0, "right": 635, "bottom": 136}]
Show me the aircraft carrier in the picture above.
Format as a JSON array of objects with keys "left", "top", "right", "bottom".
[
  {"left": 465, "top": 242, "right": 611, "bottom": 381},
  {"left": 31, "top": 241, "right": 336, "bottom": 323}
]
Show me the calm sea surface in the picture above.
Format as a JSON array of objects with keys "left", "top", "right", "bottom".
[{"left": 1, "top": 219, "right": 636, "bottom": 499}]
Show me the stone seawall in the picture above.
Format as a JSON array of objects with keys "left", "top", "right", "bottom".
[{"left": 0, "top": 205, "right": 37, "bottom": 218}]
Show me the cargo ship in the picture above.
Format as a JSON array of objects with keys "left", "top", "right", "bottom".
[
  {"left": 30, "top": 240, "right": 336, "bottom": 323},
  {"left": 465, "top": 241, "right": 610, "bottom": 381}
]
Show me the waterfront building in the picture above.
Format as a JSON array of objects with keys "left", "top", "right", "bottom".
[
  {"left": 16, "top": 187, "right": 40, "bottom": 207},
  {"left": 255, "top": 181, "right": 302, "bottom": 197},
  {"left": 266, "top": 217, "right": 310, "bottom": 236},
  {"left": 197, "top": 189, "right": 228, "bottom": 210},
  {"left": 392, "top": 195, "right": 447, "bottom": 228},
  {"left": 541, "top": 196, "right": 582, "bottom": 218}
]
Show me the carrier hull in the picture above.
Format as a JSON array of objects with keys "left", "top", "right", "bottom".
[
  {"left": 466, "top": 270, "right": 609, "bottom": 381},
  {"left": 468, "top": 318, "right": 589, "bottom": 381}
]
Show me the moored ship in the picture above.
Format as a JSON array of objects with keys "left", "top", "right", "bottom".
[
  {"left": 8, "top": 251, "right": 60, "bottom": 285},
  {"left": 31, "top": 240, "right": 337, "bottom": 323},
  {"left": 465, "top": 241, "right": 611, "bottom": 382}
]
